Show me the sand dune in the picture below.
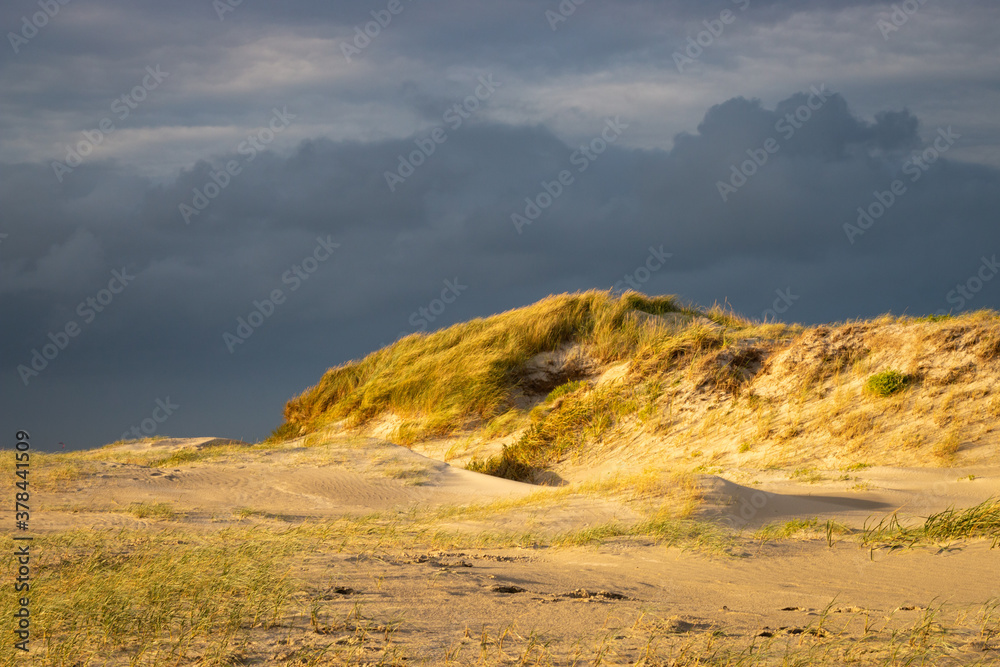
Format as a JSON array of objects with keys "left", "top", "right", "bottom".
[
  {"left": 47, "top": 436, "right": 999, "bottom": 531},
  {"left": 10, "top": 431, "right": 999, "bottom": 664},
  {"left": 703, "top": 467, "right": 1000, "bottom": 529}
]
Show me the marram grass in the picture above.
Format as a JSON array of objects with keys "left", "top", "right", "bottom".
[{"left": 277, "top": 290, "right": 784, "bottom": 443}]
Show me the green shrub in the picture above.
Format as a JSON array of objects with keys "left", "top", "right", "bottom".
[{"left": 864, "top": 370, "right": 910, "bottom": 397}]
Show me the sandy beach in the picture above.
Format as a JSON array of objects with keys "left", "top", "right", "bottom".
[{"left": 8, "top": 430, "right": 998, "bottom": 665}]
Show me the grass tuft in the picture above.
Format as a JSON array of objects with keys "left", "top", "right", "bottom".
[
  {"left": 122, "top": 502, "right": 176, "bottom": 520},
  {"left": 862, "top": 498, "right": 1000, "bottom": 548}
]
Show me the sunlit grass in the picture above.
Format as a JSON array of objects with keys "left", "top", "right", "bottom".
[
  {"left": 0, "top": 528, "right": 293, "bottom": 665},
  {"left": 862, "top": 498, "right": 1000, "bottom": 548},
  {"left": 278, "top": 290, "right": 800, "bottom": 443},
  {"left": 3, "top": 513, "right": 996, "bottom": 665}
]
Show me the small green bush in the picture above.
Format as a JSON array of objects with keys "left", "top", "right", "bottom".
[{"left": 864, "top": 370, "right": 910, "bottom": 397}]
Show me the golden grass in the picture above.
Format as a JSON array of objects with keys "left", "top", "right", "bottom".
[
  {"left": 467, "top": 384, "right": 626, "bottom": 480},
  {"left": 935, "top": 424, "right": 965, "bottom": 461},
  {"left": 259, "top": 291, "right": 1000, "bottom": 479},
  {"left": 0, "top": 528, "right": 293, "bottom": 665},
  {"left": 278, "top": 291, "right": 798, "bottom": 441}
]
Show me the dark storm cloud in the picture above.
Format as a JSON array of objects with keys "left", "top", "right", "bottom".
[
  {"left": 2, "top": 0, "right": 999, "bottom": 449},
  {"left": 3, "top": 90, "right": 997, "bottom": 371}
]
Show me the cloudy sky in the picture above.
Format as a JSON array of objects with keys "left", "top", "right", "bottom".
[{"left": 2, "top": 0, "right": 999, "bottom": 450}]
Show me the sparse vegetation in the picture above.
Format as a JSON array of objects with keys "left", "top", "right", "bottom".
[
  {"left": 935, "top": 424, "right": 964, "bottom": 460},
  {"left": 104, "top": 435, "right": 168, "bottom": 448},
  {"left": 45, "top": 438, "right": 259, "bottom": 469},
  {"left": 266, "top": 421, "right": 299, "bottom": 443},
  {"left": 0, "top": 528, "right": 292, "bottom": 665},
  {"left": 789, "top": 467, "right": 826, "bottom": 484},
  {"left": 862, "top": 498, "right": 1000, "bottom": 548},
  {"left": 989, "top": 396, "right": 1000, "bottom": 418},
  {"left": 754, "top": 517, "right": 820, "bottom": 541},
  {"left": 7, "top": 499, "right": 995, "bottom": 665},
  {"left": 122, "top": 502, "right": 176, "bottom": 519}
]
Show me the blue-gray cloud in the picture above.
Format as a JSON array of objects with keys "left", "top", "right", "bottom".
[{"left": 1, "top": 0, "right": 998, "bottom": 449}]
